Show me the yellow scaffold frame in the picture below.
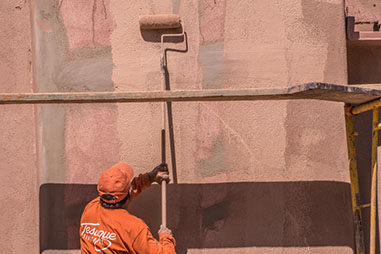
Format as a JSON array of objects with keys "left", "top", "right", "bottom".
[
  {"left": 347, "top": 99, "right": 381, "bottom": 254},
  {"left": 0, "top": 82, "right": 379, "bottom": 253}
]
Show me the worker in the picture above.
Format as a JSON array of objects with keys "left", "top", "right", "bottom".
[{"left": 80, "top": 163, "right": 176, "bottom": 253}]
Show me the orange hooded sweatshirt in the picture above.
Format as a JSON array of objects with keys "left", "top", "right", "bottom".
[{"left": 80, "top": 173, "right": 176, "bottom": 253}]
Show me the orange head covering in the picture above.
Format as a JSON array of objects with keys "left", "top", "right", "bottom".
[{"left": 97, "top": 163, "right": 134, "bottom": 204}]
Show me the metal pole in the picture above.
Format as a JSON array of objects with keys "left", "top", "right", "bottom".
[
  {"left": 161, "top": 57, "right": 167, "bottom": 229},
  {"left": 370, "top": 106, "right": 379, "bottom": 254},
  {"left": 161, "top": 126, "right": 167, "bottom": 228},
  {"left": 0, "top": 88, "right": 289, "bottom": 104},
  {"left": 345, "top": 105, "right": 365, "bottom": 254},
  {"left": 0, "top": 83, "right": 377, "bottom": 105},
  {"left": 352, "top": 99, "right": 381, "bottom": 115}
]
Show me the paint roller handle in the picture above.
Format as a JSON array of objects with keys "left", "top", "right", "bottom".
[
  {"left": 161, "top": 127, "right": 167, "bottom": 228},
  {"left": 161, "top": 129, "right": 166, "bottom": 163},
  {"left": 158, "top": 223, "right": 173, "bottom": 236}
]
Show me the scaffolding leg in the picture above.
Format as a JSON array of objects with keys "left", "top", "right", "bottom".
[
  {"left": 345, "top": 105, "right": 365, "bottom": 254},
  {"left": 370, "top": 107, "right": 378, "bottom": 254}
]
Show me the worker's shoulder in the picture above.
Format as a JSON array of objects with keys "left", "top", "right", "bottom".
[
  {"left": 115, "top": 209, "right": 148, "bottom": 227},
  {"left": 111, "top": 209, "right": 149, "bottom": 236}
]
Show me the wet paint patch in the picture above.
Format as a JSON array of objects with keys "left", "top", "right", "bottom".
[
  {"left": 198, "top": 41, "right": 225, "bottom": 89},
  {"left": 199, "top": 135, "right": 227, "bottom": 178}
]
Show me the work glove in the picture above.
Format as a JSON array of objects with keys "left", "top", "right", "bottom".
[
  {"left": 148, "top": 163, "right": 170, "bottom": 184},
  {"left": 158, "top": 225, "right": 173, "bottom": 236}
]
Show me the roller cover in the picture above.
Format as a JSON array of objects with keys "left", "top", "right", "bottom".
[{"left": 139, "top": 14, "right": 181, "bottom": 29}]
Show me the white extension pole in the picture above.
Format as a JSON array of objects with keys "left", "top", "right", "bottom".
[
  {"left": 161, "top": 54, "right": 167, "bottom": 228},
  {"left": 162, "top": 179, "right": 167, "bottom": 228}
]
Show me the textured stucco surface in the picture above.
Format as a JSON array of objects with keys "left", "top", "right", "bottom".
[
  {"left": 346, "top": 0, "right": 381, "bottom": 24},
  {"left": 108, "top": 0, "right": 351, "bottom": 253},
  {"left": 0, "top": 0, "right": 359, "bottom": 253},
  {"left": 33, "top": 0, "right": 120, "bottom": 184},
  {"left": 111, "top": 0, "right": 349, "bottom": 184},
  {"left": 0, "top": 1, "right": 38, "bottom": 254}
]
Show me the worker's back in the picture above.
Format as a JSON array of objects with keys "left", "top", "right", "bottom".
[
  {"left": 80, "top": 197, "right": 176, "bottom": 254},
  {"left": 80, "top": 197, "right": 145, "bottom": 253}
]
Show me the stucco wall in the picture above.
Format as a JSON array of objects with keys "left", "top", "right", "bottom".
[
  {"left": 0, "top": 0, "right": 356, "bottom": 253},
  {"left": 113, "top": 0, "right": 348, "bottom": 185},
  {"left": 109, "top": 1, "right": 352, "bottom": 252},
  {"left": 0, "top": 1, "right": 38, "bottom": 254}
]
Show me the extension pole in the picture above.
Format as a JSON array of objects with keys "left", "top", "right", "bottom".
[
  {"left": 159, "top": 24, "right": 184, "bottom": 226},
  {"left": 161, "top": 60, "right": 167, "bottom": 229},
  {"left": 161, "top": 139, "right": 167, "bottom": 228}
]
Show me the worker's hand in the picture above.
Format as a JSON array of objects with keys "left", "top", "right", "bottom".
[
  {"left": 148, "top": 163, "right": 170, "bottom": 183},
  {"left": 158, "top": 225, "right": 173, "bottom": 236}
]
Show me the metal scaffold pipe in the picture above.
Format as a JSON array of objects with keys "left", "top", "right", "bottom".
[
  {"left": 351, "top": 98, "right": 381, "bottom": 115},
  {"left": 344, "top": 105, "right": 365, "bottom": 254},
  {"left": 370, "top": 106, "right": 379, "bottom": 254}
]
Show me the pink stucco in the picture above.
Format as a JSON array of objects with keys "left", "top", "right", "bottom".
[
  {"left": 199, "top": 0, "right": 226, "bottom": 43},
  {"left": 65, "top": 105, "right": 121, "bottom": 183},
  {"left": 60, "top": 0, "right": 114, "bottom": 50},
  {"left": 109, "top": 1, "right": 351, "bottom": 253},
  {"left": 0, "top": 1, "right": 38, "bottom": 254},
  {"left": 346, "top": 0, "right": 381, "bottom": 24},
  {"left": 3, "top": 0, "right": 379, "bottom": 253}
]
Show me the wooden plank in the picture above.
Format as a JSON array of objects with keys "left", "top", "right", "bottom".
[
  {"left": 349, "top": 84, "right": 381, "bottom": 90},
  {"left": 0, "top": 83, "right": 380, "bottom": 105}
]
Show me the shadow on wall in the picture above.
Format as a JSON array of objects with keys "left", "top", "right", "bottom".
[
  {"left": 347, "top": 43, "right": 381, "bottom": 84},
  {"left": 40, "top": 182, "right": 354, "bottom": 253}
]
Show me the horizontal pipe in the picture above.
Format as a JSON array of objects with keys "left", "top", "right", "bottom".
[
  {"left": 0, "top": 88, "right": 293, "bottom": 104},
  {"left": 358, "top": 203, "right": 370, "bottom": 209},
  {"left": 351, "top": 98, "right": 381, "bottom": 115}
]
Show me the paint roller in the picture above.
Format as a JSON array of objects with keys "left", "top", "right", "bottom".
[
  {"left": 139, "top": 14, "right": 184, "bottom": 229},
  {"left": 139, "top": 14, "right": 181, "bottom": 30}
]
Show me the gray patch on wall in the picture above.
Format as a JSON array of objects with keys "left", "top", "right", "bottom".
[
  {"left": 34, "top": 0, "right": 115, "bottom": 183},
  {"left": 198, "top": 41, "right": 225, "bottom": 89},
  {"left": 172, "top": 0, "right": 181, "bottom": 14},
  {"left": 199, "top": 135, "right": 227, "bottom": 177},
  {"left": 55, "top": 53, "right": 114, "bottom": 92}
]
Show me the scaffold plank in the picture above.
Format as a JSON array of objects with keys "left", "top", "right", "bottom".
[{"left": 0, "top": 83, "right": 380, "bottom": 105}]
